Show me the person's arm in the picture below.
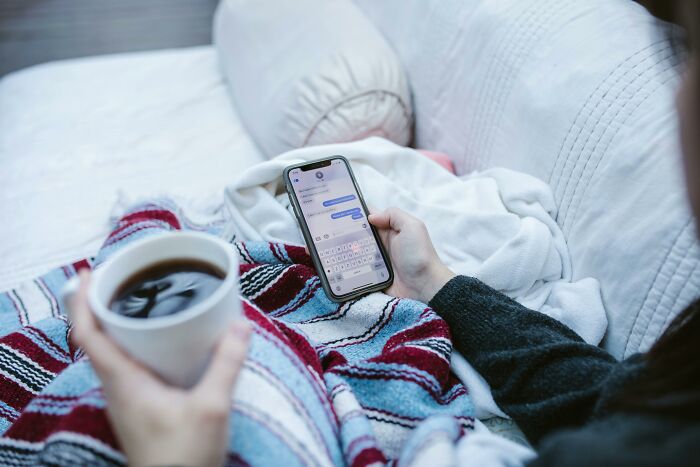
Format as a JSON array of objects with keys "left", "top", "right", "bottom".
[
  {"left": 369, "top": 208, "right": 619, "bottom": 445},
  {"left": 429, "top": 275, "right": 618, "bottom": 444}
]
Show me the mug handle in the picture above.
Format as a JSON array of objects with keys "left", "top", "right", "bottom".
[{"left": 60, "top": 275, "right": 81, "bottom": 320}]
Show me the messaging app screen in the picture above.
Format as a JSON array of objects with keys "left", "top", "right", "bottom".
[{"left": 289, "top": 159, "right": 390, "bottom": 296}]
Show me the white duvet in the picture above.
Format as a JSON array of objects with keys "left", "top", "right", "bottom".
[
  {"left": 0, "top": 47, "right": 264, "bottom": 291},
  {"left": 223, "top": 137, "right": 608, "bottom": 422}
]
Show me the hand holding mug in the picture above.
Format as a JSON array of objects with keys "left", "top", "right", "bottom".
[
  {"left": 62, "top": 232, "right": 243, "bottom": 388},
  {"left": 71, "top": 270, "right": 251, "bottom": 467}
]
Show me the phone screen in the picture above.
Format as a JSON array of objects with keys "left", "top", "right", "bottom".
[{"left": 287, "top": 158, "right": 391, "bottom": 298}]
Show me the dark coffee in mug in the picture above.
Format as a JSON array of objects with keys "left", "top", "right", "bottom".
[{"left": 110, "top": 259, "right": 225, "bottom": 319}]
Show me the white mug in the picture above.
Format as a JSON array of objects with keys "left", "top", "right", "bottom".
[{"left": 62, "top": 231, "right": 242, "bottom": 388}]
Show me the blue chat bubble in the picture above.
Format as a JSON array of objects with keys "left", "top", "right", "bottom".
[
  {"left": 322, "top": 195, "right": 356, "bottom": 207},
  {"left": 351, "top": 213, "right": 363, "bottom": 220},
  {"left": 331, "top": 207, "right": 362, "bottom": 219}
]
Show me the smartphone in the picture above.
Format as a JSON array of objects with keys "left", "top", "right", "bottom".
[{"left": 284, "top": 156, "right": 393, "bottom": 302}]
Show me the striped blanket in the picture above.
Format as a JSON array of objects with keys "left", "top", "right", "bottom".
[{"left": 0, "top": 201, "right": 474, "bottom": 466}]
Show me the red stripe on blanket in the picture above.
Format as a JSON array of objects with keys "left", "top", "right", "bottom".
[
  {"left": 0, "top": 375, "right": 39, "bottom": 413},
  {"left": 4, "top": 404, "right": 118, "bottom": 448},
  {"left": 268, "top": 281, "right": 322, "bottom": 319},
  {"left": 372, "top": 347, "right": 454, "bottom": 390},
  {"left": 106, "top": 209, "right": 182, "bottom": 242},
  {"left": 321, "top": 350, "right": 349, "bottom": 370},
  {"left": 2, "top": 332, "right": 69, "bottom": 374},
  {"left": 351, "top": 447, "right": 386, "bottom": 467},
  {"left": 71, "top": 259, "right": 92, "bottom": 272},
  {"left": 250, "top": 265, "right": 318, "bottom": 312},
  {"left": 284, "top": 245, "right": 315, "bottom": 267},
  {"left": 238, "top": 264, "right": 257, "bottom": 275},
  {"left": 104, "top": 223, "right": 171, "bottom": 248},
  {"left": 383, "top": 319, "right": 451, "bottom": 353},
  {"left": 116, "top": 209, "right": 181, "bottom": 232}
]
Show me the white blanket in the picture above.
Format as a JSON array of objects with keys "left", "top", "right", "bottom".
[{"left": 223, "top": 137, "right": 607, "bottom": 424}]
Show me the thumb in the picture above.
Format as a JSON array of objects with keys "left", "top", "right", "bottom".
[
  {"left": 368, "top": 212, "right": 391, "bottom": 229},
  {"left": 195, "top": 321, "right": 252, "bottom": 401},
  {"left": 369, "top": 207, "right": 414, "bottom": 232}
]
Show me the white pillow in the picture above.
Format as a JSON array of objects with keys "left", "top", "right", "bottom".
[{"left": 213, "top": 0, "right": 413, "bottom": 159}]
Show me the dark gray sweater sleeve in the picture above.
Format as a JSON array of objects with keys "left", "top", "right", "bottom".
[{"left": 428, "top": 276, "right": 619, "bottom": 445}]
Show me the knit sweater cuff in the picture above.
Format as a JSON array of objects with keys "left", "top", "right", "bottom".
[
  {"left": 428, "top": 276, "right": 489, "bottom": 347},
  {"left": 429, "top": 275, "right": 482, "bottom": 310}
]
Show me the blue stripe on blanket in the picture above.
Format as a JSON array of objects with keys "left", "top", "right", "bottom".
[
  {"left": 341, "top": 367, "right": 474, "bottom": 419},
  {"left": 245, "top": 324, "right": 340, "bottom": 459}
]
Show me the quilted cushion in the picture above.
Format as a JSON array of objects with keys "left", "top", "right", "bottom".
[{"left": 354, "top": 0, "right": 699, "bottom": 358}]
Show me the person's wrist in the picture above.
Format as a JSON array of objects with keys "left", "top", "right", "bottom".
[{"left": 417, "top": 263, "right": 456, "bottom": 304}]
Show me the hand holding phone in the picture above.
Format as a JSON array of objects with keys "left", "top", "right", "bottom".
[
  {"left": 284, "top": 156, "right": 393, "bottom": 302},
  {"left": 368, "top": 208, "right": 456, "bottom": 304}
]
